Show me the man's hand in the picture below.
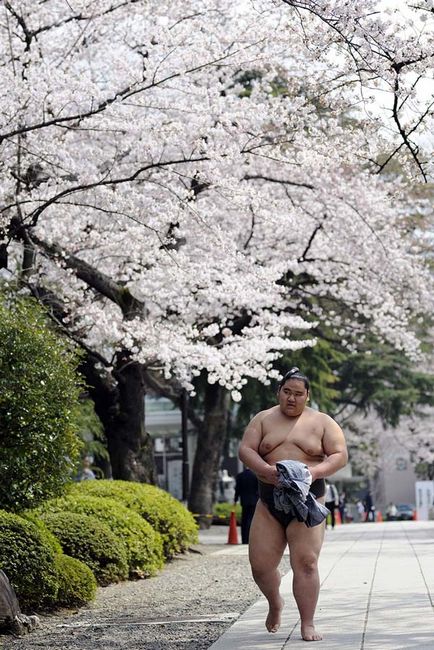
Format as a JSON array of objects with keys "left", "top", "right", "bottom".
[{"left": 256, "top": 463, "right": 279, "bottom": 485}]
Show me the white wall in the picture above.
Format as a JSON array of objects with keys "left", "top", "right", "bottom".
[{"left": 375, "top": 432, "right": 417, "bottom": 508}]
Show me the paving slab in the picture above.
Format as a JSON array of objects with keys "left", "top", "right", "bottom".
[{"left": 208, "top": 521, "right": 434, "bottom": 650}]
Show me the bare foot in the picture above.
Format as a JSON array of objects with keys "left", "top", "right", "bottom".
[
  {"left": 265, "top": 596, "right": 284, "bottom": 633},
  {"left": 301, "top": 622, "right": 322, "bottom": 641}
]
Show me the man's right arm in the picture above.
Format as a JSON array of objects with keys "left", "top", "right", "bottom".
[{"left": 238, "top": 413, "right": 278, "bottom": 485}]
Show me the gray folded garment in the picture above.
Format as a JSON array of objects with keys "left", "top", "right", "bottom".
[{"left": 274, "top": 460, "right": 330, "bottom": 527}]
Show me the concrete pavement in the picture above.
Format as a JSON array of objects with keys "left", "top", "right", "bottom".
[{"left": 202, "top": 521, "right": 434, "bottom": 650}]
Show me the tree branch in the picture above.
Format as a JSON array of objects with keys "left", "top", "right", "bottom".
[
  {"left": 26, "top": 230, "right": 145, "bottom": 319},
  {"left": 27, "top": 156, "right": 208, "bottom": 227}
]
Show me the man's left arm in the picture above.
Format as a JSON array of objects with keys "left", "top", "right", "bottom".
[{"left": 309, "top": 414, "right": 348, "bottom": 482}]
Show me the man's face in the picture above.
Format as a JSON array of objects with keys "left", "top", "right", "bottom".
[{"left": 277, "top": 378, "right": 309, "bottom": 417}]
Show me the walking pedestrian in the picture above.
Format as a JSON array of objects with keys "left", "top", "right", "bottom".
[
  {"left": 386, "top": 502, "right": 398, "bottom": 521},
  {"left": 234, "top": 467, "right": 259, "bottom": 544},
  {"left": 356, "top": 500, "right": 365, "bottom": 522},
  {"left": 325, "top": 481, "right": 339, "bottom": 528},
  {"left": 363, "top": 492, "right": 375, "bottom": 522},
  {"left": 238, "top": 366, "right": 348, "bottom": 641},
  {"left": 78, "top": 456, "right": 96, "bottom": 481}
]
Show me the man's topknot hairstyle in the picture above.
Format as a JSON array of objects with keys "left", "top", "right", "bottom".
[{"left": 278, "top": 367, "right": 310, "bottom": 391}]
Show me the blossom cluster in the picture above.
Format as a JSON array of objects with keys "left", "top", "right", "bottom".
[{"left": 1, "top": 0, "right": 433, "bottom": 398}]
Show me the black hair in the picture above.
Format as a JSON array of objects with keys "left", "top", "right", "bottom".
[{"left": 278, "top": 367, "right": 310, "bottom": 391}]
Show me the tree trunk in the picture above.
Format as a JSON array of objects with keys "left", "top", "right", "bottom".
[
  {"left": 81, "top": 352, "right": 157, "bottom": 483},
  {"left": 188, "top": 383, "right": 230, "bottom": 529}
]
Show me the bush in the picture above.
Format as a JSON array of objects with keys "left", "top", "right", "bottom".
[
  {"left": 0, "top": 510, "right": 58, "bottom": 610},
  {"left": 0, "top": 296, "right": 82, "bottom": 512},
  {"left": 38, "top": 495, "right": 164, "bottom": 577},
  {"left": 41, "top": 512, "right": 129, "bottom": 585},
  {"left": 54, "top": 554, "right": 97, "bottom": 607},
  {"left": 71, "top": 480, "right": 198, "bottom": 558},
  {"left": 213, "top": 502, "right": 241, "bottom": 525},
  {"left": 22, "top": 512, "right": 63, "bottom": 555}
]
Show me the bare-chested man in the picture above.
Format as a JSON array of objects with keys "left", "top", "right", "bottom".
[{"left": 238, "top": 367, "right": 348, "bottom": 642}]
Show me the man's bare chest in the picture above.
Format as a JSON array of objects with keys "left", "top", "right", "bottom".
[{"left": 259, "top": 415, "right": 324, "bottom": 459}]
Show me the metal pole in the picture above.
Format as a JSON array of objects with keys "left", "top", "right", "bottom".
[{"left": 181, "top": 389, "right": 190, "bottom": 502}]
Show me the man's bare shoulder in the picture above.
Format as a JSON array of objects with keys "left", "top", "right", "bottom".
[
  {"left": 305, "top": 407, "right": 331, "bottom": 418},
  {"left": 308, "top": 408, "right": 343, "bottom": 432},
  {"left": 304, "top": 407, "right": 339, "bottom": 425},
  {"left": 247, "top": 405, "right": 279, "bottom": 428},
  {"left": 256, "top": 405, "right": 280, "bottom": 420}
]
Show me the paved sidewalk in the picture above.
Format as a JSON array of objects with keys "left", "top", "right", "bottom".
[{"left": 205, "top": 521, "right": 434, "bottom": 650}]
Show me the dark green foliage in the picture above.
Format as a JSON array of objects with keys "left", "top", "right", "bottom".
[
  {"left": 75, "top": 398, "right": 109, "bottom": 470},
  {"left": 71, "top": 480, "right": 198, "bottom": 558},
  {"left": 415, "top": 461, "right": 434, "bottom": 481},
  {"left": 41, "top": 512, "right": 129, "bottom": 586},
  {"left": 335, "top": 343, "right": 434, "bottom": 427},
  {"left": 38, "top": 495, "right": 164, "bottom": 577},
  {"left": 0, "top": 296, "right": 82, "bottom": 511},
  {"left": 54, "top": 554, "right": 97, "bottom": 607},
  {"left": 0, "top": 510, "right": 58, "bottom": 610},
  {"left": 22, "top": 511, "right": 63, "bottom": 556}
]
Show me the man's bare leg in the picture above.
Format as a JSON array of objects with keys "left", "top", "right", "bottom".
[
  {"left": 249, "top": 501, "right": 287, "bottom": 632},
  {"left": 286, "top": 519, "right": 325, "bottom": 641}
]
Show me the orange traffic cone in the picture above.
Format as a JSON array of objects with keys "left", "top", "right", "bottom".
[
  {"left": 412, "top": 509, "right": 418, "bottom": 521},
  {"left": 376, "top": 510, "right": 383, "bottom": 522},
  {"left": 227, "top": 510, "right": 239, "bottom": 545},
  {"left": 335, "top": 510, "right": 342, "bottom": 525}
]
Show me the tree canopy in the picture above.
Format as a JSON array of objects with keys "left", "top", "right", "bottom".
[{"left": 0, "top": 0, "right": 433, "bottom": 397}]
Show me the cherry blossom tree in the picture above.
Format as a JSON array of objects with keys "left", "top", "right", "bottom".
[{"left": 1, "top": 0, "right": 434, "bottom": 517}]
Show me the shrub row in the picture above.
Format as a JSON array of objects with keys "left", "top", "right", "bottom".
[
  {"left": 0, "top": 481, "right": 198, "bottom": 612},
  {"left": 37, "top": 494, "right": 164, "bottom": 578},
  {"left": 70, "top": 480, "right": 198, "bottom": 558}
]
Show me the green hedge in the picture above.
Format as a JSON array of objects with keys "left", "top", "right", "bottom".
[
  {"left": 38, "top": 495, "right": 164, "bottom": 577},
  {"left": 55, "top": 554, "right": 97, "bottom": 607},
  {"left": 0, "top": 510, "right": 58, "bottom": 609},
  {"left": 41, "top": 512, "right": 129, "bottom": 586},
  {"left": 0, "top": 296, "right": 82, "bottom": 512},
  {"left": 213, "top": 502, "right": 242, "bottom": 525},
  {"left": 23, "top": 511, "right": 63, "bottom": 555},
  {"left": 70, "top": 480, "right": 198, "bottom": 558}
]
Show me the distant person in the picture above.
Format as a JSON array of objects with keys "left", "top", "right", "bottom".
[
  {"left": 356, "top": 500, "right": 365, "bottom": 522},
  {"left": 386, "top": 502, "right": 398, "bottom": 520},
  {"left": 219, "top": 469, "right": 235, "bottom": 502},
  {"left": 325, "top": 481, "right": 339, "bottom": 528},
  {"left": 364, "top": 492, "right": 375, "bottom": 522},
  {"left": 234, "top": 467, "right": 259, "bottom": 544},
  {"left": 78, "top": 456, "right": 96, "bottom": 481}
]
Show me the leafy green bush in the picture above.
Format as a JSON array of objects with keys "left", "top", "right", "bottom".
[
  {"left": 213, "top": 502, "right": 241, "bottom": 525},
  {"left": 0, "top": 510, "right": 58, "bottom": 610},
  {"left": 41, "top": 512, "right": 129, "bottom": 585},
  {"left": 22, "top": 511, "right": 63, "bottom": 555},
  {"left": 38, "top": 495, "right": 164, "bottom": 577},
  {"left": 0, "top": 296, "right": 82, "bottom": 512},
  {"left": 71, "top": 480, "right": 198, "bottom": 558},
  {"left": 54, "top": 554, "right": 97, "bottom": 607}
]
